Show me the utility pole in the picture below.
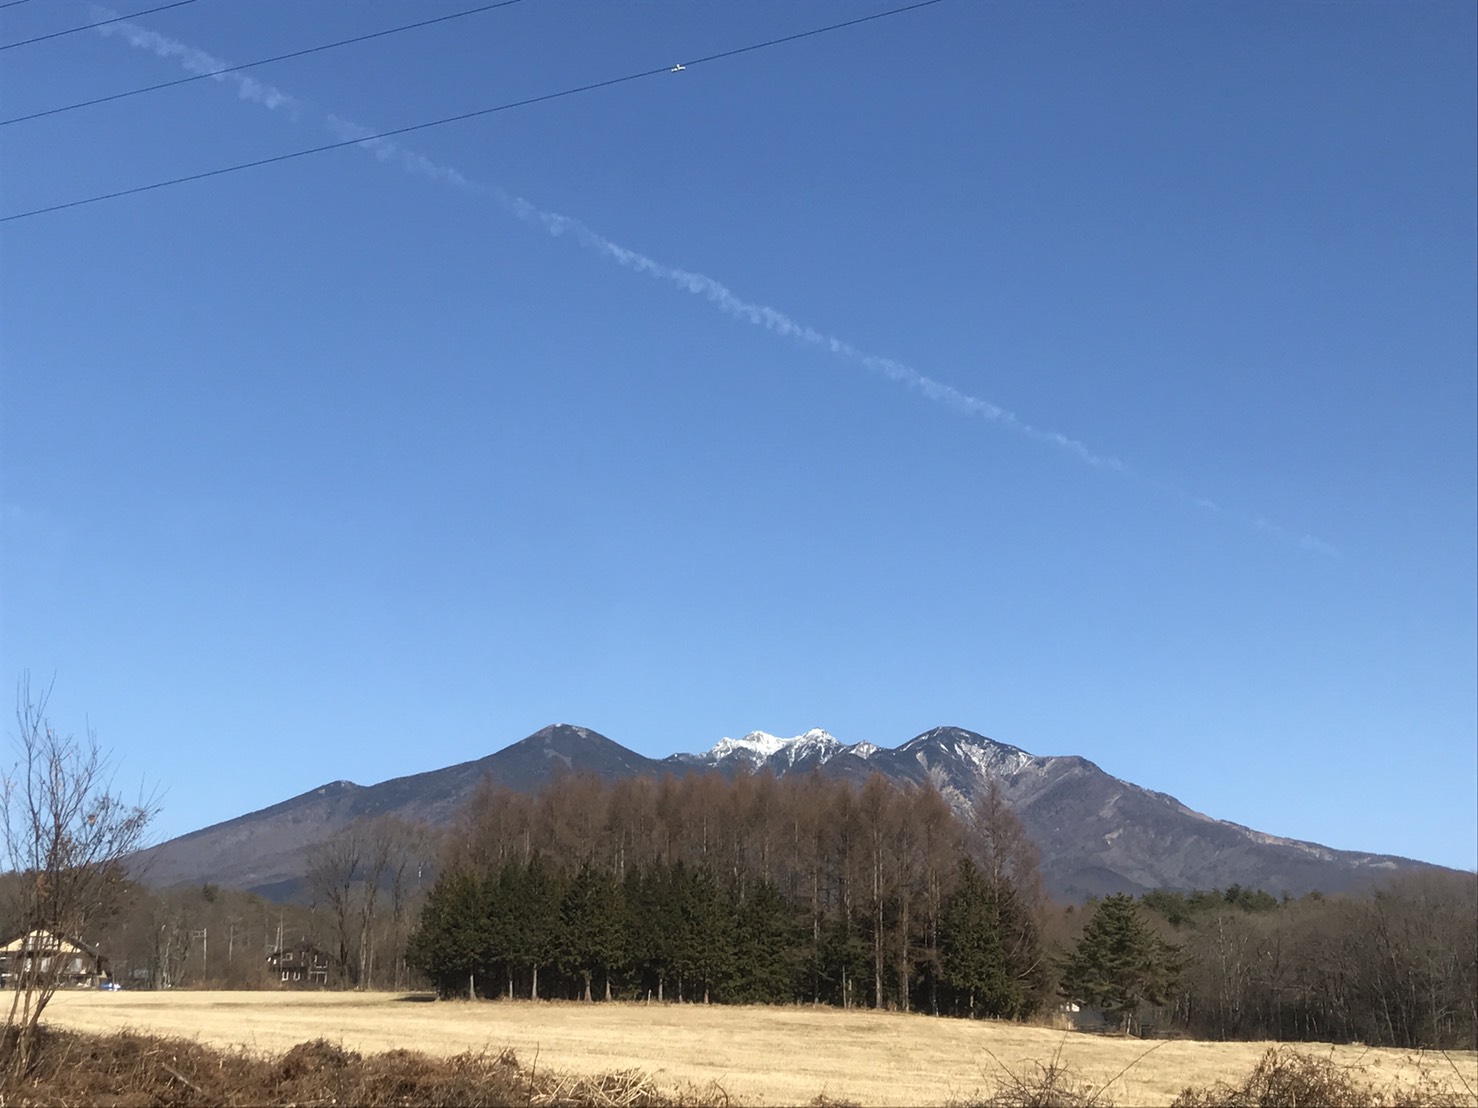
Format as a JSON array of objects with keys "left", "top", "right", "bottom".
[{"left": 190, "top": 928, "right": 207, "bottom": 981}]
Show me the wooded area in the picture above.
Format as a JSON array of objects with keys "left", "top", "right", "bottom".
[
  {"left": 1149, "top": 878, "right": 1477, "bottom": 1049},
  {"left": 410, "top": 772, "right": 1047, "bottom": 1017},
  {"left": 404, "top": 771, "right": 1477, "bottom": 1051}
]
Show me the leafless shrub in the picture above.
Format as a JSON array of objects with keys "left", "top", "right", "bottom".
[
  {"left": 950, "top": 1046, "right": 1115, "bottom": 1107},
  {"left": 1171, "top": 1046, "right": 1478, "bottom": 1108}
]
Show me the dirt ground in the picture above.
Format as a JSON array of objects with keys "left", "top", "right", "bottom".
[{"left": 41, "top": 989, "right": 1478, "bottom": 1106}]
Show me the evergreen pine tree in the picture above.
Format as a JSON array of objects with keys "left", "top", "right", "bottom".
[
  {"left": 1058, "top": 893, "right": 1179, "bottom": 1032},
  {"left": 557, "top": 862, "right": 625, "bottom": 1000},
  {"left": 939, "top": 858, "right": 1015, "bottom": 1017},
  {"left": 629, "top": 862, "right": 678, "bottom": 1001},
  {"left": 480, "top": 858, "right": 522, "bottom": 998},
  {"left": 672, "top": 864, "right": 736, "bottom": 1003},
  {"left": 514, "top": 856, "right": 561, "bottom": 999},
  {"left": 405, "top": 870, "right": 486, "bottom": 998},
  {"left": 731, "top": 878, "right": 800, "bottom": 1004}
]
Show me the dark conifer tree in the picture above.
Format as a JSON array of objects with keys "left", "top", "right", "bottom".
[
  {"left": 405, "top": 871, "right": 485, "bottom": 998},
  {"left": 939, "top": 858, "right": 1014, "bottom": 1017},
  {"left": 1058, "top": 893, "right": 1179, "bottom": 1032},
  {"left": 516, "top": 856, "right": 562, "bottom": 1000},
  {"left": 631, "top": 862, "right": 679, "bottom": 1001},
  {"left": 731, "top": 878, "right": 800, "bottom": 1004},
  {"left": 672, "top": 864, "right": 736, "bottom": 1004},
  {"left": 557, "top": 862, "right": 625, "bottom": 1000},
  {"left": 486, "top": 859, "right": 525, "bottom": 998}
]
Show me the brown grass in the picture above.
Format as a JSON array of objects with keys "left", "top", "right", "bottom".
[{"left": 38, "top": 991, "right": 1478, "bottom": 1107}]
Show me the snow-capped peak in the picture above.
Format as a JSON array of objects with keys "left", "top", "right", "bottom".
[
  {"left": 708, "top": 731, "right": 788, "bottom": 761},
  {"left": 795, "top": 727, "right": 837, "bottom": 747},
  {"left": 706, "top": 728, "right": 841, "bottom": 765}
]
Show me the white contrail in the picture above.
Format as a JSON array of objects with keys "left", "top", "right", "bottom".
[
  {"left": 95, "top": 18, "right": 1118, "bottom": 469},
  {"left": 499, "top": 197, "right": 1125, "bottom": 470},
  {"left": 95, "top": 16, "right": 471, "bottom": 187},
  {"left": 96, "top": 19, "right": 1333, "bottom": 553},
  {"left": 96, "top": 21, "right": 302, "bottom": 116},
  {"left": 324, "top": 114, "right": 471, "bottom": 188}
]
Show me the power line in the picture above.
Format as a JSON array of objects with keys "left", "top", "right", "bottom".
[
  {"left": 1, "top": 0, "right": 948, "bottom": 224},
  {"left": 685, "top": 1, "right": 943, "bottom": 71},
  {"left": 0, "top": 0, "right": 45, "bottom": 9},
  {"left": 4, "top": 69, "right": 673, "bottom": 223},
  {"left": 2, "top": 0, "right": 527, "bottom": 127},
  {"left": 1, "top": 0, "right": 199, "bottom": 51}
]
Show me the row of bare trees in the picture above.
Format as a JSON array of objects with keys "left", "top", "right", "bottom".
[
  {"left": 95, "top": 882, "right": 319, "bottom": 990},
  {"left": 1148, "top": 874, "right": 1478, "bottom": 1049}
]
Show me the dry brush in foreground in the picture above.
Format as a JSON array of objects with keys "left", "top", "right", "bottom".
[
  {"left": 4, "top": 1028, "right": 1477, "bottom": 1108},
  {"left": 946, "top": 1044, "right": 1478, "bottom": 1108},
  {"left": 0, "top": 1027, "right": 734, "bottom": 1107}
]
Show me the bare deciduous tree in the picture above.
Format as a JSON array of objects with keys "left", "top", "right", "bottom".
[
  {"left": 1, "top": 676, "right": 156, "bottom": 1072},
  {"left": 305, "top": 827, "right": 362, "bottom": 987},
  {"left": 306, "top": 816, "right": 428, "bottom": 989}
]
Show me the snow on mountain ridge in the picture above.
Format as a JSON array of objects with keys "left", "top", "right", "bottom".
[
  {"left": 704, "top": 727, "right": 1034, "bottom": 773},
  {"left": 708, "top": 731, "right": 787, "bottom": 761},
  {"left": 705, "top": 728, "right": 842, "bottom": 764}
]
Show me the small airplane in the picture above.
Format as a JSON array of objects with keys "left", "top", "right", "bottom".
[{"left": 670, "top": 63, "right": 685, "bottom": 72}]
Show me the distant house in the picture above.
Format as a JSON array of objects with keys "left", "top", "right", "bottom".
[
  {"left": 267, "top": 944, "right": 331, "bottom": 986},
  {"left": 0, "top": 930, "right": 110, "bottom": 989},
  {"left": 1059, "top": 1001, "right": 1110, "bottom": 1031}
]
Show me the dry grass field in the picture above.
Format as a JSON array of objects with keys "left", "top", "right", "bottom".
[{"left": 41, "top": 990, "right": 1478, "bottom": 1106}]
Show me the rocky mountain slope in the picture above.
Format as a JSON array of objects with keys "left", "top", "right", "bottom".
[{"left": 138, "top": 724, "right": 1442, "bottom": 902}]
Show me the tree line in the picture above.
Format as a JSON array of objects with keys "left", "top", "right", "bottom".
[
  {"left": 1142, "top": 876, "right": 1477, "bottom": 1049},
  {"left": 407, "top": 771, "right": 1048, "bottom": 1015},
  {"left": 403, "top": 769, "right": 1476, "bottom": 1051}
]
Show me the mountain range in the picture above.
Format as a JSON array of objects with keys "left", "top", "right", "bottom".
[{"left": 139, "top": 724, "right": 1444, "bottom": 902}]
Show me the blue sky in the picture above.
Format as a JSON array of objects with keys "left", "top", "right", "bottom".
[{"left": 2, "top": 0, "right": 1474, "bottom": 874}]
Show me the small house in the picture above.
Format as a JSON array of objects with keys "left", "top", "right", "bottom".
[
  {"left": 0, "top": 929, "right": 110, "bottom": 989},
  {"left": 267, "top": 943, "right": 331, "bottom": 986}
]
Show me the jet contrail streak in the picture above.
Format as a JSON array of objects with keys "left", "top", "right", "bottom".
[
  {"left": 96, "top": 16, "right": 1120, "bottom": 470},
  {"left": 97, "top": 21, "right": 302, "bottom": 116},
  {"left": 499, "top": 197, "right": 1126, "bottom": 471},
  {"left": 96, "top": 18, "right": 1333, "bottom": 554}
]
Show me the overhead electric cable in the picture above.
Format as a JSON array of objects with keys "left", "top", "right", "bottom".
[
  {"left": 2, "top": 0, "right": 946, "bottom": 224},
  {"left": 2, "top": 0, "right": 527, "bottom": 127},
  {"left": 0, "top": 0, "right": 44, "bottom": 9},
  {"left": 1, "top": 0, "right": 199, "bottom": 50}
]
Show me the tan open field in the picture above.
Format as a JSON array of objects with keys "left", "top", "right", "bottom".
[{"left": 41, "top": 990, "right": 1478, "bottom": 1106}]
